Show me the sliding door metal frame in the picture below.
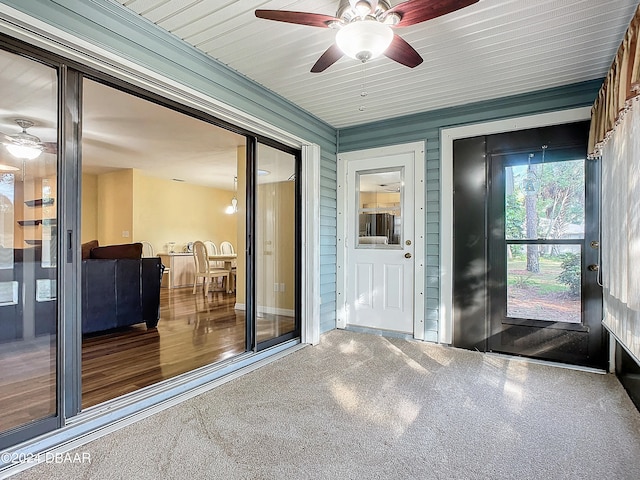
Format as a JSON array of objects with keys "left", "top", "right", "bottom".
[
  {"left": 255, "top": 139, "right": 302, "bottom": 352},
  {"left": 246, "top": 136, "right": 257, "bottom": 352},
  {"left": 60, "top": 66, "right": 82, "bottom": 419},
  {"left": 0, "top": 40, "right": 67, "bottom": 452}
]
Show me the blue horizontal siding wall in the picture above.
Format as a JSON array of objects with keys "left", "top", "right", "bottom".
[
  {"left": 1, "top": 0, "right": 339, "bottom": 333},
  {"left": 337, "top": 79, "right": 602, "bottom": 342}
]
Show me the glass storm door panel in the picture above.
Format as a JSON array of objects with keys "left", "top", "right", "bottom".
[
  {"left": 504, "top": 159, "right": 585, "bottom": 323},
  {"left": 0, "top": 48, "right": 59, "bottom": 447},
  {"left": 488, "top": 146, "right": 603, "bottom": 368},
  {"left": 255, "top": 143, "right": 299, "bottom": 349}
]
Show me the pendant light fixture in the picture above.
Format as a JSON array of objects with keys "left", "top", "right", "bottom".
[{"left": 225, "top": 176, "right": 238, "bottom": 214}]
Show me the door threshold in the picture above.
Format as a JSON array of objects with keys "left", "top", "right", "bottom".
[
  {"left": 345, "top": 325, "right": 415, "bottom": 341},
  {"left": 485, "top": 351, "right": 606, "bottom": 374}
]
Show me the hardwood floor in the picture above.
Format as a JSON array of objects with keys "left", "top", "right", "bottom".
[
  {"left": 0, "top": 287, "right": 295, "bottom": 432},
  {"left": 0, "top": 336, "right": 56, "bottom": 432}
]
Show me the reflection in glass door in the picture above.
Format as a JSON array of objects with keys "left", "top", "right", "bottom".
[
  {"left": 0, "top": 48, "right": 59, "bottom": 447},
  {"left": 255, "top": 143, "right": 299, "bottom": 349}
]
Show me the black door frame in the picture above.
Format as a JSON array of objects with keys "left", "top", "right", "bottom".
[
  {"left": 252, "top": 138, "right": 302, "bottom": 352},
  {"left": 453, "top": 121, "right": 606, "bottom": 369}
]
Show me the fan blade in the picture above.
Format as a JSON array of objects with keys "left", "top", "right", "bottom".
[
  {"left": 385, "top": 0, "right": 479, "bottom": 27},
  {"left": 384, "top": 35, "right": 423, "bottom": 68},
  {"left": 41, "top": 142, "right": 57, "bottom": 154},
  {"left": 311, "top": 44, "right": 345, "bottom": 73},
  {"left": 255, "top": 10, "right": 338, "bottom": 28},
  {"left": 0, "top": 132, "right": 14, "bottom": 144}
]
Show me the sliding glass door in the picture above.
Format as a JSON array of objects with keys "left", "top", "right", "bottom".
[
  {"left": 0, "top": 47, "right": 60, "bottom": 449},
  {"left": 80, "top": 77, "right": 249, "bottom": 408},
  {"left": 0, "top": 34, "right": 303, "bottom": 454},
  {"left": 254, "top": 142, "right": 301, "bottom": 350}
]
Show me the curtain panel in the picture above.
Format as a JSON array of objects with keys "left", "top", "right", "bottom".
[
  {"left": 601, "top": 105, "right": 640, "bottom": 362},
  {"left": 591, "top": 4, "right": 640, "bottom": 363},
  {"left": 588, "top": 4, "right": 640, "bottom": 157}
]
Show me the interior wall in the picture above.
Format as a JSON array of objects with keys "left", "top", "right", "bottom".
[
  {"left": 337, "top": 79, "right": 603, "bottom": 342},
  {"left": 359, "top": 192, "right": 399, "bottom": 207},
  {"left": 97, "top": 169, "right": 133, "bottom": 245},
  {"left": 12, "top": 179, "right": 24, "bottom": 247},
  {"left": 132, "top": 170, "right": 237, "bottom": 255},
  {"left": 235, "top": 146, "right": 246, "bottom": 306},
  {"left": 81, "top": 173, "right": 98, "bottom": 243},
  {"left": 82, "top": 169, "right": 237, "bottom": 251},
  {"left": 256, "top": 181, "right": 295, "bottom": 312}
]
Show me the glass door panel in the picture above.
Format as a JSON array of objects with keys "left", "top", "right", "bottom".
[
  {"left": 505, "top": 159, "right": 585, "bottom": 241},
  {"left": 80, "top": 78, "right": 248, "bottom": 409},
  {"left": 0, "top": 48, "right": 59, "bottom": 443},
  {"left": 504, "top": 159, "right": 585, "bottom": 324},
  {"left": 488, "top": 139, "right": 603, "bottom": 367},
  {"left": 507, "top": 243, "right": 582, "bottom": 323},
  {"left": 255, "top": 143, "right": 298, "bottom": 347},
  {"left": 356, "top": 167, "right": 403, "bottom": 248}
]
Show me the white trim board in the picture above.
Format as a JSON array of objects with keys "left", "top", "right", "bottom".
[
  {"left": 336, "top": 141, "right": 426, "bottom": 340},
  {"left": 439, "top": 107, "right": 592, "bottom": 345}
]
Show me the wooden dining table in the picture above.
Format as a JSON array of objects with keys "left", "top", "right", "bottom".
[{"left": 208, "top": 253, "right": 237, "bottom": 292}]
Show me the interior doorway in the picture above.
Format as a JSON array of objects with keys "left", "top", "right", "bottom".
[{"left": 452, "top": 121, "right": 606, "bottom": 368}]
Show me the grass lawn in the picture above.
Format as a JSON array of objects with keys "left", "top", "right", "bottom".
[
  {"left": 508, "top": 256, "right": 572, "bottom": 295},
  {"left": 507, "top": 255, "right": 581, "bottom": 323}
]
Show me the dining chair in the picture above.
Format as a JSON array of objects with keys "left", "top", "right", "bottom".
[
  {"left": 220, "top": 241, "right": 235, "bottom": 254},
  {"left": 141, "top": 241, "right": 154, "bottom": 257},
  {"left": 142, "top": 240, "right": 170, "bottom": 286},
  {"left": 203, "top": 240, "right": 223, "bottom": 268},
  {"left": 219, "top": 241, "right": 237, "bottom": 292},
  {"left": 192, "top": 240, "right": 230, "bottom": 294}
]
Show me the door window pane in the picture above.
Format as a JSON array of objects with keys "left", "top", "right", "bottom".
[
  {"left": 505, "top": 160, "right": 585, "bottom": 240},
  {"left": 507, "top": 244, "right": 581, "bottom": 323},
  {"left": 0, "top": 49, "right": 58, "bottom": 433},
  {"left": 256, "top": 144, "right": 296, "bottom": 343},
  {"left": 356, "top": 168, "right": 403, "bottom": 247}
]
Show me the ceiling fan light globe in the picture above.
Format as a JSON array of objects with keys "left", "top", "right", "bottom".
[
  {"left": 336, "top": 20, "right": 393, "bottom": 61},
  {"left": 4, "top": 143, "right": 42, "bottom": 160}
]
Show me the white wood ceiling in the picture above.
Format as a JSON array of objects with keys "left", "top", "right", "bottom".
[{"left": 116, "top": 0, "right": 639, "bottom": 128}]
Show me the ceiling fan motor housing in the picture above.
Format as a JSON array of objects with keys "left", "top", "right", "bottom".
[
  {"left": 338, "top": 0, "right": 391, "bottom": 23},
  {"left": 11, "top": 120, "right": 41, "bottom": 145}
]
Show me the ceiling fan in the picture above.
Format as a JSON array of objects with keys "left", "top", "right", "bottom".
[
  {"left": 1, "top": 119, "right": 57, "bottom": 160},
  {"left": 255, "top": 0, "right": 479, "bottom": 72}
]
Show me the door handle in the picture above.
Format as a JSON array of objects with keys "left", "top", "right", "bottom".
[
  {"left": 588, "top": 264, "right": 599, "bottom": 271},
  {"left": 404, "top": 252, "right": 412, "bottom": 259}
]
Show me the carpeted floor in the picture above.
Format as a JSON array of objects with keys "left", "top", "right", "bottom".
[{"left": 12, "top": 330, "right": 640, "bottom": 479}]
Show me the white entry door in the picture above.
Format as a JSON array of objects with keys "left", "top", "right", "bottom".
[{"left": 342, "top": 147, "right": 419, "bottom": 334}]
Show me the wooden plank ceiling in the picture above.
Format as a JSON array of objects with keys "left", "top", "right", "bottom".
[{"left": 117, "top": 0, "right": 638, "bottom": 128}]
